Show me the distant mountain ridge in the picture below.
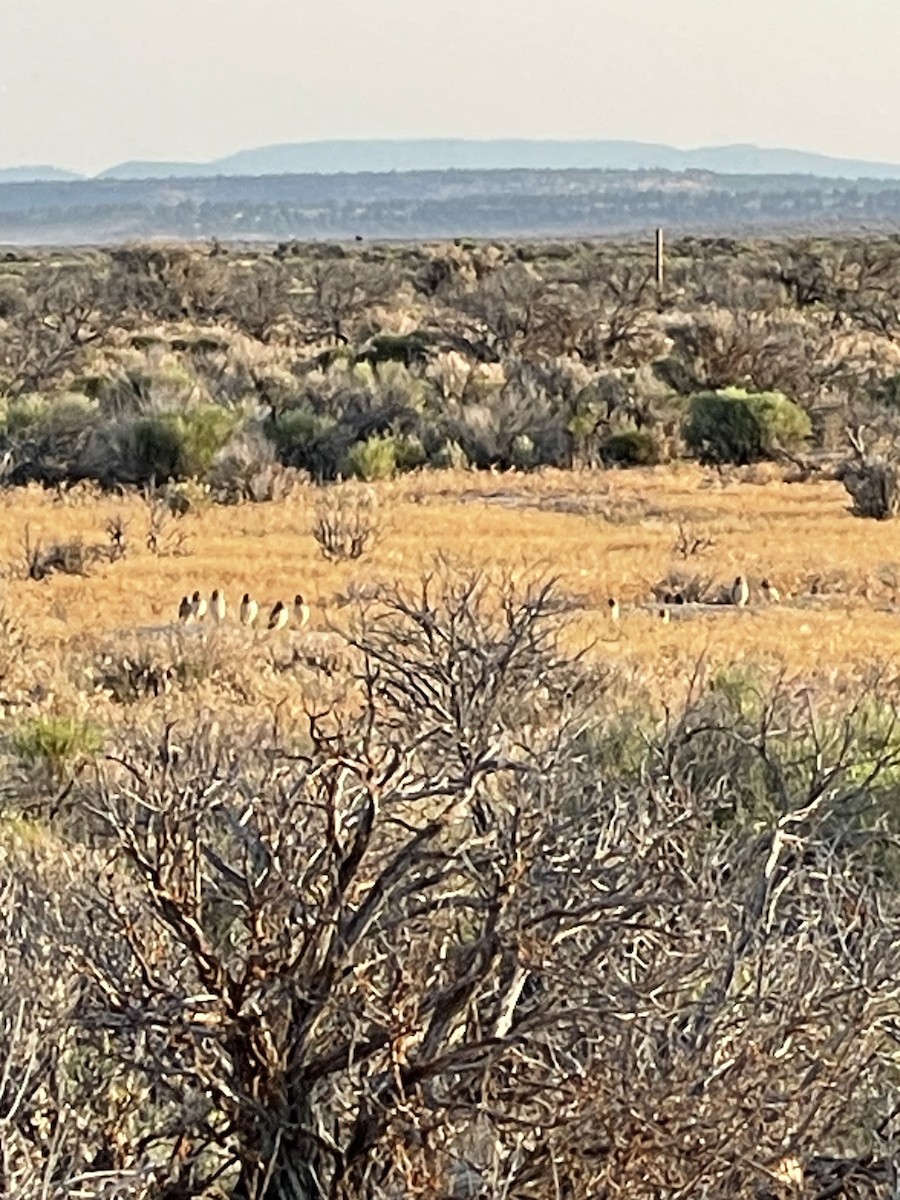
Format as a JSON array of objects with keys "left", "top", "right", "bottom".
[
  {"left": 0, "top": 165, "right": 84, "bottom": 182},
  {"left": 6, "top": 139, "right": 900, "bottom": 183}
]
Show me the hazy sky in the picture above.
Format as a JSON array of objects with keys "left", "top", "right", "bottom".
[{"left": 1, "top": 0, "right": 896, "bottom": 174}]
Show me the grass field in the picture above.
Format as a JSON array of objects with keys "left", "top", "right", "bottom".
[{"left": 1, "top": 463, "right": 898, "bottom": 729}]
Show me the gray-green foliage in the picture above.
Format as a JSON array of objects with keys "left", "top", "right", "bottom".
[
  {"left": 0, "top": 384, "right": 242, "bottom": 487},
  {"left": 430, "top": 438, "right": 470, "bottom": 470},
  {"left": 0, "top": 391, "right": 97, "bottom": 442},
  {"left": 163, "top": 405, "right": 242, "bottom": 477},
  {"left": 683, "top": 387, "right": 811, "bottom": 465},
  {"left": 271, "top": 407, "right": 337, "bottom": 456},
  {"left": 393, "top": 433, "right": 427, "bottom": 471},
  {"left": 0, "top": 392, "right": 98, "bottom": 485}
]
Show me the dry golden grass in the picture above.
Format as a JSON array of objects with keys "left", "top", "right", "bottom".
[{"left": 1, "top": 463, "right": 899, "bottom": 721}]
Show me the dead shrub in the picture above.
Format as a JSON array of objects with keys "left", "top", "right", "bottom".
[
  {"left": 0, "top": 597, "right": 29, "bottom": 692},
  {"left": 85, "top": 631, "right": 246, "bottom": 704},
  {"left": 207, "top": 431, "right": 305, "bottom": 504},
  {"left": 209, "top": 457, "right": 301, "bottom": 505},
  {"left": 840, "top": 424, "right": 900, "bottom": 520},
  {"left": 142, "top": 489, "right": 194, "bottom": 557},
  {"left": 840, "top": 458, "right": 900, "bottom": 520},
  {"left": 26, "top": 574, "right": 898, "bottom": 1199},
  {"left": 672, "top": 522, "right": 716, "bottom": 559},
  {"left": 798, "top": 568, "right": 856, "bottom": 598},
  {"left": 88, "top": 648, "right": 177, "bottom": 704},
  {"left": 652, "top": 570, "right": 716, "bottom": 604},
  {"left": 105, "top": 514, "right": 128, "bottom": 560},
  {"left": 21, "top": 526, "right": 119, "bottom": 581},
  {"left": 312, "top": 486, "right": 383, "bottom": 562},
  {"left": 270, "top": 631, "right": 352, "bottom": 680}
]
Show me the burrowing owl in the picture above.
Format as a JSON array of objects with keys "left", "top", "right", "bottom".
[
  {"left": 731, "top": 576, "right": 750, "bottom": 608},
  {"left": 267, "top": 600, "right": 289, "bottom": 631},
  {"left": 293, "top": 593, "right": 311, "bottom": 629},
  {"left": 239, "top": 593, "right": 259, "bottom": 627}
]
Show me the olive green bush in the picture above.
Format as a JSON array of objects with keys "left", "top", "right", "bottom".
[
  {"left": 163, "top": 405, "right": 241, "bottom": 477},
  {"left": 343, "top": 434, "right": 398, "bottom": 481},
  {"left": 683, "top": 386, "right": 811, "bottom": 465},
  {"left": 10, "top": 715, "right": 103, "bottom": 782},
  {"left": 79, "top": 406, "right": 239, "bottom": 487}
]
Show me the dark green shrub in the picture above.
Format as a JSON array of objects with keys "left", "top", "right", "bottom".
[
  {"left": 600, "top": 430, "right": 661, "bottom": 467},
  {"left": 510, "top": 434, "right": 536, "bottom": 470},
  {"left": 652, "top": 356, "right": 697, "bottom": 395},
  {"left": 132, "top": 417, "right": 185, "bottom": 482},
  {"left": 268, "top": 408, "right": 353, "bottom": 481},
  {"left": 270, "top": 408, "right": 337, "bottom": 457},
  {"left": 128, "top": 333, "right": 168, "bottom": 351},
  {"left": 872, "top": 374, "right": 900, "bottom": 409},
  {"left": 133, "top": 407, "right": 239, "bottom": 482},
  {"left": 683, "top": 387, "right": 810, "bottom": 465},
  {"left": 81, "top": 405, "right": 240, "bottom": 487}
]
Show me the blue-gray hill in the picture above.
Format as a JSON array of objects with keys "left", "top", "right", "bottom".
[
  {"left": 0, "top": 165, "right": 84, "bottom": 183},
  {"left": 94, "top": 139, "right": 900, "bottom": 181}
]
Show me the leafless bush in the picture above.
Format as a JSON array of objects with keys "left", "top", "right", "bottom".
[
  {"left": 0, "top": 834, "right": 108, "bottom": 1199},
  {"left": 88, "top": 648, "right": 177, "bottom": 703},
  {"left": 312, "top": 486, "right": 383, "bottom": 561},
  {"left": 840, "top": 424, "right": 900, "bottom": 520},
  {"left": 105, "top": 514, "right": 128, "bottom": 560},
  {"left": 20, "top": 525, "right": 119, "bottom": 581},
  {"left": 269, "top": 633, "right": 351, "bottom": 682},
  {"left": 1, "top": 570, "right": 895, "bottom": 1197},
  {"left": 799, "top": 567, "right": 857, "bottom": 597},
  {"left": 295, "top": 258, "right": 398, "bottom": 345},
  {"left": 652, "top": 568, "right": 716, "bottom": 603},
  {"left": 0, "top": 264, "right": 113, "bottom": 396},
  {"left": 85, "top": 630, "right": 252, "bottom": 704},
  {"left": 0, "top": 596, "right": 28, "bottom": 693},
  {"left": 207, "top": 430, "right": 305, "bottom": 504},
  {"left": 50, "top": 478, "right": 107, "bottom": 507},
  {"left": 142, "top": 489, "right": 194, "bottom": 557},
  {"left": 672, "top": 521, "right": 716, "bottom": 559}
]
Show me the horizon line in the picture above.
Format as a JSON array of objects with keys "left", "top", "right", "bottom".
[{"left": 4, "top": 135, "right": 900, "bottom": 180}]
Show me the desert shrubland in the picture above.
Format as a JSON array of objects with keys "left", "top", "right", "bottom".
[
  {"left": 4, "top": 235, "right": 900, "bottom": 1197},
  {"left": 2, "top": 235, "right": 900, "bottom": 491}
]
